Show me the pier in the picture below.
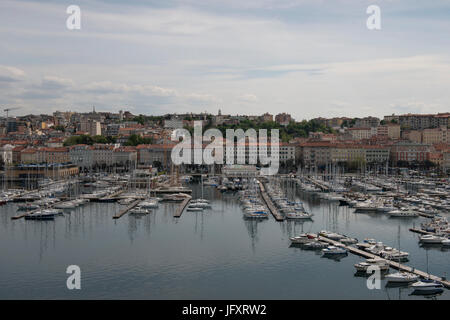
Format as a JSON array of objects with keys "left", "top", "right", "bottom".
[
  {"left": 174, "top": 196, "right": 192, "bottom": 218},
  {"left": 112, "top": 200, "right": 141, "bottom": 219},
  {"left": 319, "top": 235, "right": 450, "bottom": 289},
  {"left": 258, "top": 181, "right": 284, "bottom": 221},
  {"left": 303, "top": 177, "right": 330, "bottom": 191}
]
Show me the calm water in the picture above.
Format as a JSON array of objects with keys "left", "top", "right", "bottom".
[{"left": 0, "top": 183, "right": 449, "bottom": 300}]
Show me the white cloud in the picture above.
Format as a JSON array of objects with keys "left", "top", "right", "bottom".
[
  {"left": 0, "top": 65, "right": 25, "bottom": 82},
  {"left": 0, "top": 1, "right": 449, "bottom": 119}
]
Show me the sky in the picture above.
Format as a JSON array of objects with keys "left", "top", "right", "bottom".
[{"left": 0, "top": 0, "right": 450, "bottom": 120}]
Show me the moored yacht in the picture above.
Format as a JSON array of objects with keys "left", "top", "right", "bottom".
[
  {"left": 411, "top": 279, "right": 444, "bottom": 294},
  {"left": 385, "top": 272, "right": 419, "bottom": 283},
  {"left": 419, "top": 234, "right": 446, "bottom": 244},
  {"left": 322, "top": 245, "right": 348, "bottom": 256},
  {"left": 354, "top": 258, "right": 389, "bottom": 272}
]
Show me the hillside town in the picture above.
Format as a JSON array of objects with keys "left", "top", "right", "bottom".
[{"left": 0, "top": 108, "right": 449, "bottom": 183}]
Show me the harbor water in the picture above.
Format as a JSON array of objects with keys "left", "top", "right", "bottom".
[{"left": 0, "top": 183, "right": 449, "bottom": 299}]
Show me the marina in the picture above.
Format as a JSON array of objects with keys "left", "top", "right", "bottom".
[{"left": 0, "top": 172, "right": 449, "bottom": 299}]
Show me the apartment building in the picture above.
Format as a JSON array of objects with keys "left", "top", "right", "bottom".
[
  {"left": 301, "top": 141, "right": 332, "bottom": 167},
  {"left": 113, "top": 147, "right": 137, "bottom": 165},
  {"left": 354, "top": 116, "right": 380, "bottom": 128},
  {"left": 69, "top": 144, "right": 93, "bottom": 168},
  {"left": 377, "top": 124, "right": 401, "bottom": 139},
  {"left": 330, "top": 145, "right": 390, "bottom": 164},
  {"left": 390, "top": 141, "right": 430, "bottom": 164},
  {"left": 347, "top": 127, "right": 374, "bottom": 140},
  {"left": 386, "top": 113, "right": 450, "bottom": 130},
  {"left": 92, "top": 144, "right": 115, "bottom": 166}
]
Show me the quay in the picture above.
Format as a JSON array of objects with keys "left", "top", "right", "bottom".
[
  {"left": 174, "top": 196, "right": 192, "bottom": 218},
  {"left": 112, "top": 200, "right": 141, "bottom": 219},
  {"left": 258, "top": 180, "right": 284, "bottom": 221},
  {"left": 318, "top": 235, "right": 450, "bottom": 289}
]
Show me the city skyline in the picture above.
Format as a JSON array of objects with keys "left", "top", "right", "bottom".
[{"left": 1, "top": 0, "right": 450, "bottom": 119}]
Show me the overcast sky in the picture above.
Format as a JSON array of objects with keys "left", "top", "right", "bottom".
[{"left": 1, "top": 0, "right": 449, "bottom": 120}]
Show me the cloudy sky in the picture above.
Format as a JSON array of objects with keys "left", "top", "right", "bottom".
[{"left": 1, "top": 0, "right": 449, "bottom": 120}]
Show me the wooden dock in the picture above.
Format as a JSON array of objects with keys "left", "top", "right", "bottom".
[
  {"left": 258, "top": 181, "right": 284, "bottom": 221},
  {"left": 173, "top": 197, "right": 192, "bottom": 218},
  {"left": 319, "top": 235, "right": 450, "bottom": 289},
  {"left": 112, "top": 200, "right": 141, "bottom": 219}
]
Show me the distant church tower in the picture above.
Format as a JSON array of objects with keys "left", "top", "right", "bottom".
[
  {"left": 218, "top": 109, "right": 222, "bottom": 116},
  {"left": 92, "top": 105, "right": 96, "bottom": 113}
]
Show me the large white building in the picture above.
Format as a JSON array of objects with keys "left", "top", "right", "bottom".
[{"left": 69, "top": 145, "right": 93, "bottom": 168}]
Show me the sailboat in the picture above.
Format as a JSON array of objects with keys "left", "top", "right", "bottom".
[
  {"left": 190, "top": 175, "right": 210, "bottom": 209},
  {"left": 411, "top": 248, "right": 444, "bottom": 295},
  {"left": 385, "top": 226, "right": 418, "bottom": 283}
]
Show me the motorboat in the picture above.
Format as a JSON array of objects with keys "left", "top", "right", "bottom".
[
  {"left": 322, "top": 246, "right": 348, "bottom": 255},
  {"left": 385, "top": 272, "right": 419, "bottom": 283},
  {"left": 24, "top": 211, "right": 55, "bottom": 220},
  {"left": 419, "top": 234, "right": 446, "bottom": 244},
  {"left": 189, "top": 200, "right": 211, "bottom": 209},
  {"left": 380, "top": 247, "right": 409, "bottom": 261},
  {"left": 129, "top": 207, "right": 150, "bottom": 215},
  {"left": 186, "top": 204, "right": 204, "bottom": 212},
  {"left": 340, "top": 237, "right": 358, "bottom": 245},
  {"left": 139, "top": 200, "right": 159, "bottom": 209},
  {"left": 285, "top": 211, "right": 314, "bottom": 219},
  {"left": 303, "top": 241, "right": 328, "bottom": 250},
  {"left": 319, "top": 230, "right": 346, "bottom": 240},
  {"left": 411, "top": 279, "right": 444, "bottom": 294},
  {"left": 389, "top": 208, "right": 418, "bottom": 218},
  {"left": 354, "top": 258, "right": 389, "bottom": 272},
  {"left": 290, "top": 233, "right": 317, "bottom": 244},
  {"left": 54, "top": 201, "right": 78, "bottom": 209}
]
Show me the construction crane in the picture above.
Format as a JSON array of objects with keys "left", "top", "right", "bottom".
[{"left": 4, "top": 107, "right": 20, "bottom": 119}]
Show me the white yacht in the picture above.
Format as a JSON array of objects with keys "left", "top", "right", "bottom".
[
  {"left": 139, "top": 199, "right": 159, "bottom": 209},
  {"left": 389, "top": 208, "right": 418, "bottom": 217},
  {"left": 285, "top": 211, "right": 314, "bottom": 219},
  {"left": 411, "top": 279, "right": 444, "bottom": 294},
  {"left": 419, "top": 234, "right": 446, "bottom": 244},
  {"left": 322, "top": 246, "right": 348, "bottom": 255},
  {"left": 354, "top": 258, "right": 389, "bottom": 272},
  {"left": 319, "top": 230, "right": 346, "bottom": 240},
  {"left": 186, "top": 205, "right": 204, "bottom": 212},
  {"left": 385, "top": 272, "right": 419, "bottom": 283},
  {"left": 290, "top": 233, "right": 317, "bottom": 244},
  {"left": 129, "top": 207, "right": 150, "bottom": 215}
]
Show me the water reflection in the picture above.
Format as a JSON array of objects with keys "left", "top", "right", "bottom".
[{"left": 0, "top": 182, "right": 448, "bottom": 299}]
